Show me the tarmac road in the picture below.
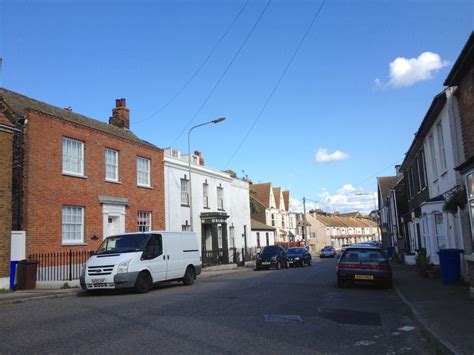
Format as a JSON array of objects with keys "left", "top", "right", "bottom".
[{"left": 0, "top": 258, "right": 439, "bottom": 354}]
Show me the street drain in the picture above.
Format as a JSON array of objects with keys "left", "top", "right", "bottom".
[
  {"left": 264, "top": 315, "right": 303, "bottom": 323},
  {"left": 318, "top": 309, "right": 382, "bottom": 326}
]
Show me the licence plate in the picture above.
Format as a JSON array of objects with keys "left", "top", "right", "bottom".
[
  {"left": 92, "top": 278, "right": 106, "bottom": 284},
  {"left": 355, "top": 274, "right": 374, "bottom": 280},
  {"left": 262, "top": 262, "right": 271, "bottom": 265}
]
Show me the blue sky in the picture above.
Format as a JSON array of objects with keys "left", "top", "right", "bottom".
[{"left": 1, "top": 0, "right": 472, "bottom": 213}]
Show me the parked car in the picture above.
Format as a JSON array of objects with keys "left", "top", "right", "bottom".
[
  {"left": 320, "top": 246, "right": 336, "bottom": 258},
  {"left": 255, "top": 245, "right": 289, "bottom": 270},
  {"left": 80, "top": 232, "right": 201, "bottom": 294},
  {"left": 336, "top": 245, "right": 392, "bottom": 289},
  {"left": 340, "top": 243, "right": 352, "bottom": 254},
  {"left": 287, "top": 247, "right": 312, "bottom": 266}
]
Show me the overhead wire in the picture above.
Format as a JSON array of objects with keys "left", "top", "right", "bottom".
[
  {"left": 134, "top": 0, "right": 250, "bottom": 125},
  {"left": 224, "top": 0, "right": 327, "bottom": 169},
  {"left": 169, "top": 0, "right": 273, "bottom": 147}
]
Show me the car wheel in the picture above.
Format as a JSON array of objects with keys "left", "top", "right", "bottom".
[
  {"left": 320, "top": 255, "right": 323, "bottom": 259},
  {"left": 285, "top": 260, "right": 290, "bottom": 269},
  {"left": 385, "top": 280, "right": 393, "bottom": 289},
  {"left": 337, "top": 278, "right": 345, "bottom": 288},
  {"left": 276, "top": 261, "right": 281, "bottom": 270},
  {"left": 135, "top": 271, "right": 152, "bottom": 293},
  {"left": 255, "top": 266, "right": 260, "bottom": 271},
  {"left": 300, "top": 260, "right": 305, "bottom": 267},
  {"left": 182, "top": 266, "right": 195, "bottom": 286},
  {"left": 308, "top": 259, "right": 312, "bottom": 266}
]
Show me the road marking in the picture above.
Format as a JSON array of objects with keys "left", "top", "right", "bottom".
[
  {"left": 264, "top": 315, "right": 303, "bottom": 322},
  {"left": 355, "top": 340, "right": 376, "bottom": 346},
  {"left": 398, "top": 326, "right": 415, "bottom": 332}
]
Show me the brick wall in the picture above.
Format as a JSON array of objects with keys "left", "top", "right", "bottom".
[
  {"left": 0, "top": 124, "right": 13, "bottom": 278},
  {"left": 457, "top": 65, "right": 474, "bottom": 159},
  {"left": 22, "top": 110, "right": 165, "bottom": 254}
]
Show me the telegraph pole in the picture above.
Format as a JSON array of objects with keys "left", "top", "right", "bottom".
[{"left": 302, "top": 197, "right": 307, "bottom": 244}]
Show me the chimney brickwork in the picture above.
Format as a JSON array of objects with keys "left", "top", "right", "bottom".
[{"left": 109, "top": 98, "right": 130, "bottom": 129}]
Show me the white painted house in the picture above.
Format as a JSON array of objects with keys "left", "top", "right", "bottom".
[
  {"left": 421, "top": 88, "right": 471, "bottom": 265},
  {"left": 164, "top": 148, "right": 251, "bottom": 266}
]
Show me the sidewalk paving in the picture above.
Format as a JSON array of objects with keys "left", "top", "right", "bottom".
[
  {"left": 0, "top": 264, "right": 249, "bottom": 306},
  {"left": 392, "top": 263, "right": 474, "bottom": 355}
]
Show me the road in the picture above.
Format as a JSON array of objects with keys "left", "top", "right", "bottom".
[{"left": 0, "top": 258, "right": 438, "bottom": 354}]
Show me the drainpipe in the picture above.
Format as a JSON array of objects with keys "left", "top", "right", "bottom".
[{"left": 14, "top": 117, "right": 26, "bottom": 230}]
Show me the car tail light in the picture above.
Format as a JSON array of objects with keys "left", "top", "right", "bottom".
[{"left": 339, "top": 263, "right": 389, "bottom": 270}]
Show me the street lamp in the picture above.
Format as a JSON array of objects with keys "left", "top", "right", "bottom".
[{"left": 187, "top": 117, "right": 226, "bottom": 232}]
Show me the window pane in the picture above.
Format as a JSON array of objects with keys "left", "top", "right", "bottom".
[
  {"left": 62, "top": 206, "right": 83, "bottom": 243},
  {"left": 63, "top": 138, "right": 84, "bottom": 175}
]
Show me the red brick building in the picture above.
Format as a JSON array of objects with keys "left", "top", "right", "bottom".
[
  {"left": 0, "top": 104, "right": 17, "bottom": 288},
  {"left": 0, "top": 88, "right": 165, "bottom": 256}
]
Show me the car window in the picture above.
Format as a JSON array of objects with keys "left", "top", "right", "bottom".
[
  {"left": 341, "top": 249, "right": 385, "bottom": 262},
  {"left": 261, "top": 246, "right": 279, "bottom": 254},
  {"left": 289, "top": 248, "right": 305, "bottom": 253}
]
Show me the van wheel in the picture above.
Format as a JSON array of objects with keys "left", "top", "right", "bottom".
[
  {"left": 183, "top": 266, "right": 195, "bottom": 286},
  {"left": 135, "top": 271, "right": 152, "bottom": 293}
]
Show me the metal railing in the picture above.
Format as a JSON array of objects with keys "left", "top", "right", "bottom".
[{"left": 29, "top": 250, "right": 94, "bottom": 281}]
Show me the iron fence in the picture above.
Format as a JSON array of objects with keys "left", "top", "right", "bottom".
[{"left": 29, "top": 250, "right": 94, "bottom": 281}]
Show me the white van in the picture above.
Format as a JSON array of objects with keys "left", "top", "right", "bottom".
[{"left": 80, "top": 231, "right": 201, "bottom": 293}]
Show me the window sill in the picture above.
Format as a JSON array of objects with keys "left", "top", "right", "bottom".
[
  {"left": 181, "top": 204, "right": 190, "bottom": 208},
  {"left": 440, "top": 170, "right": 448, "bottom": 177},
  {"left": 137, "top": 184, "right": 154, "bottom": 190},
  {"left": 106, "top": 179, "right": 122, "bottom": 185},
  {"left": 432, "top": 178, "right": 439, "bottom": 184},
  {"left": 62, "top": 173, "right": 87, "bottom": 179},
  {"left": 203, "top": 207, "right": 210, "bottom": 210},
  {"left": 62, "top": 243, "right": 88, "bottom": 247},
  {"left": 218, "top": 209, "right": 225, "bottom": 212}
]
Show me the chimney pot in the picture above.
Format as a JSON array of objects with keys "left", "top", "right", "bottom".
[{"left": 115, "top": 99, "right": 121, "bottom": 108}]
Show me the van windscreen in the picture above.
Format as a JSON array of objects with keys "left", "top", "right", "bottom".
[{"left": 96, "top": 234, "right": 150, "bottom": 254}]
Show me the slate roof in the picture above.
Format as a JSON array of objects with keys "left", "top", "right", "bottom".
[
  {"left": 0, "top": 88, "right": 158, "bottom": 149},
  {"left": 444, "top": 31, "right": 474, "bottom": 86},
  {"left": 377, "top": 176, "right": 398, "bottom": 202},
  {"left": 251, "top": 219, "right": 276, "bottom": 231}
]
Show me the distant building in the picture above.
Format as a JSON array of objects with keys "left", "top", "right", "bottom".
[{"left": 306, "top": 211, "right": 380, "bottom": 250}]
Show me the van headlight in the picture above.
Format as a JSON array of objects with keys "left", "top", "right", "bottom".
[{"left": 117, "top": 259, "right": 131, "bottom": 274}]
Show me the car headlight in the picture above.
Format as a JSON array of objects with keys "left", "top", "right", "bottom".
[
  {"left": 295, "top": 257, "right": 300, "bottom": 260},
  {"left": 271, "top": 256, "right": 277, "bottom": 261},
  {"left": 117, "top": 259, "right": 131, "bottom": 274}
]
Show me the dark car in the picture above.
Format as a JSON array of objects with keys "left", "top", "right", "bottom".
[
  {"left": 255, "top": 245, "right": 289, "bottom": 270},
  {"left": 287, "top": 247, "right": 312, "bottom": 267},
  {"left": 336, "top": 245, "right": 392, "bottom": 289}
]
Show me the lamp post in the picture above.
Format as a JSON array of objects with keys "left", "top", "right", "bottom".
[
  {"left": 187, "top": 117, "right": 226, "bottom": 232},
  {"left": 355, "top": 192, "right": 378, "bottom": 240}
]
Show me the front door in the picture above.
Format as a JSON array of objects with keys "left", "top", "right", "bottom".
[{"left": 107, "top": 216, "right": 120, "bottom": 238}]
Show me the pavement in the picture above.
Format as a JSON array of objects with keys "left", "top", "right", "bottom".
[
  {"left": 0, "top": 264, "right": 248, "bottom": 306},
  {"left": 392, "top": 263, "right": 474, "bottom": 355}
]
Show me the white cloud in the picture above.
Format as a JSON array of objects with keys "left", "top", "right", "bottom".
[
  {"left": 376, "top": 51, "right": 449, "bottom": 88},
  {"left": 315, "top": 148, "right": 349, "bottom": 163},
  {"left": 292, "top": 185, "right": 377, "bottom": 215}
]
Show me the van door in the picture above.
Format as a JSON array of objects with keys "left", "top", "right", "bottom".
[
  {"left": 163, "top": 233, "right": 184, "bottom": 279},
  {"left": 141, "top": 234, "right": 167, "bottom": 282}
]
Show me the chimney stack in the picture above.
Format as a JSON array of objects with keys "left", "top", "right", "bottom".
[
  {"left": 109, "top": 98, "right": 130, "bottom": 129},
  {"left": 194, "top": 150, "right": 205, "bottom": 166}
]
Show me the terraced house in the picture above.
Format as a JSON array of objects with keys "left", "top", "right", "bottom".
[{"left": 0, "top": 89, "right": 165, "bottom": 262}]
